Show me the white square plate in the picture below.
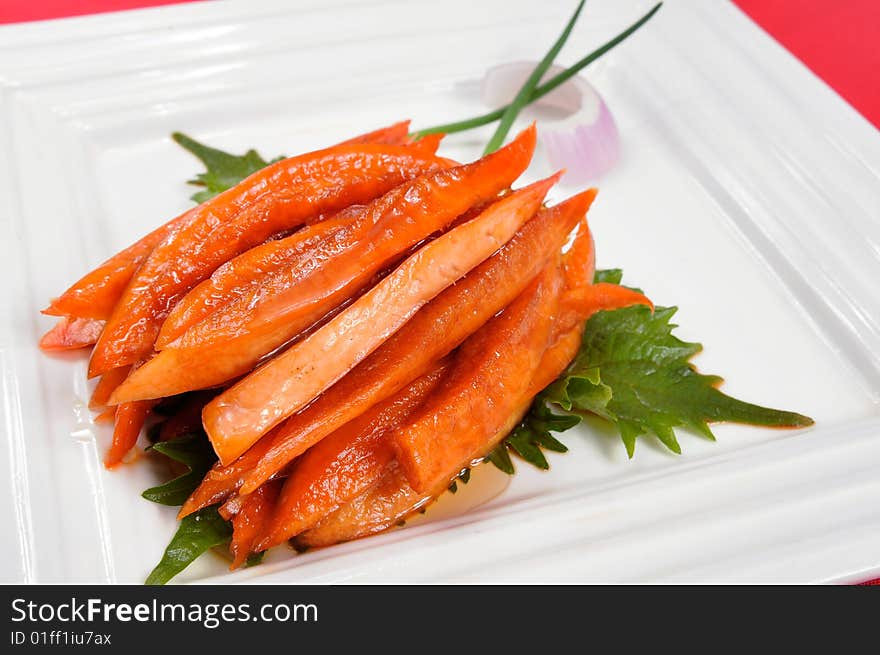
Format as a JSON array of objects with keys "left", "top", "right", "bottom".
[{"left": 2, "top": 0, "right": 879, "bottom": 584}]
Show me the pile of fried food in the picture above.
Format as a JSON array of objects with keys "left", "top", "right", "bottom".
[{"left": 40, "top": 121, "right": 649, "bottom": 565}]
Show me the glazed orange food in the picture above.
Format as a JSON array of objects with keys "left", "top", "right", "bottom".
[{"left": 39, "top": 121, "right": 650, "bottom": 575}]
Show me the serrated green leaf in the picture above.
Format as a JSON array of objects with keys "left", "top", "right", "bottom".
[
  {"left": 569, "top": 304, "right": 812, "bottom": 455},
  {"left": 593, "top": 268, "right": 623, "bottom": 285},
  {"left": 486, "top": 443, "right": 515, "bottom": 475},
  {"left": 142, "top": 434, "right": 217, "bottom": 506},
  {"left": 502, "top": 271, "right": 813, "bottom": 467},
  {"left": 507, "top": 424, "right": 550, "bottom": 469},
  {"left": 447, "top": 467, "right": 472, "bottom": 493},
  {"left": 172, "top": 132, "right": 283, "bottom": 203},
  {"left": 535, "top": 431, "right": 567, "bottom": 453},
  {"left": 245, "top": 551, "right": 265, "bottom": 568},
  {"left": 145, "top": 506, "right": 232, "bottom": 585}
]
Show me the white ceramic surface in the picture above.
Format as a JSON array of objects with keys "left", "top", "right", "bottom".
[{"left": 1, "top": 0, "right": 878, "bottom": 584}]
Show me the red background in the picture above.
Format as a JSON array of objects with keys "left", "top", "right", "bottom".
[{"left": 1, "top": 0, "right": 878, "bottom": 583}]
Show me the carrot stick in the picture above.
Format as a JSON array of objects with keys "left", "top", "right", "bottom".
[
  {"left": 294, "top": 340, "right": 572, "bottom": 550},
  {"left": 294, "top": 340, "right": 583, "bottom": 548},
  {"left": 560, "top": 283, "right": 653, "bottom": 328},
  {"left": 154, "top": 208, "right": 361, "bottom": 348},
  {"left": 335, "top": 121, "right": 411, "bottom": 146},
  {"left": 45, "top": 123, "right": 422, "bottom": 323},
  {"left": 112, "top": 130, "right": 533, "bottom": 402},
  {"left": 555, "top": 216, "right": 652, "bottom": 326},
  {"left": 202, "top": 140, "right": 544, "bottom": 464},
  {"left": 255, "top": 361, "right": 450, "bottom": 551},
  {"left": 294, "top": 461, "right": 436, "bottom": 549},
  {"left": 104, "top": 400, "right": 154, "bottom": 468},
  {"left": 178, "top": 187, "right": 597, "bottom": 515},
  {"left": 405, "top": 132, "right": 444, "bottom": 155},
  {"left": 38, "top": 317, "right": 105, "bottom": 351},
  {"left": 296, "top": 283, "right": 652, "bottom": 549},
  {"left": 88, "top": 145, "right": 452, "bottom": 378},
  {"left": 228, "top": 479, "right": 281, "bottom": 570},
  {"left": 391, "top": 263, "right": 563, "bottom": 492},
  {"left": 94, "top": 408, "right": 116, "bottom": 424},
  {"left": 43, "top": 209, "right": 195, "bottom": 321},
  {"left": 294, "top": 334, "right": 569, "bottom": 550},
  {"left": 89, "top": 365, "right": 132, "bottom": 410},
  {"left": 562, "top": 218, "right": 596, "bottom": 290}
]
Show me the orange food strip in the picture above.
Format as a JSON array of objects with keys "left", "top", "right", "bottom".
[
  {"left": 89, "top": 365, "right": 131, "bottom": 411},
  {"left": 88, "top": 145, "right": 452, "bottom": 378},
  {"left": 228, "top": 479, "right": 281, "bottom": 570},
  {"left": 297, "top": 330, "right": 581, "bottom": 549},
  {"left": 392, "top": 263, "right": 563, "bottom": 493},
  {"left": 297, "top": 280, "right": 653, "bottom": 549},
  {"left": 154, "top": 209, "right": 361, "bottom": 348},
  {"left": 560, "top": 283, "right": 653, "bottom": 328},
  {"left": 38, "top": 317, "right": 105, "bottom": 351},
  {"left": 294, "top": 330, "right": 581, "bottom": 550},
  {"left": 405, "top": 132, "right": 444, "bottom": 155},
  {"left": 94, "top": 408, "right": 116, "bottom": 424},
  {"left": 561, "top": 218, "right": 595, "bottom": 290},
  {"left": 44, "top": 123, "right": 420, "bottom": 323},
  {"left": 255, "top": 361, "right": 450, "bottom": 551},
  {"left": 113, "top": 132, "right": 528, "bottom": 403},
  {"left": 104, "top": 400, "right": 155, "bottom": 468},
  {"left": 294, "top": 460, "right": 439, "bottom": 549},
  {"left": 178, "top": 187, "right": 596, "bottom": 515},
  {"left": 201, "top": 128, "right": 541, "bottom": 464},
  {"left": 335, "top": 121, "right": 411, "bottom": 146},
  {"left": 43, "top": 209, "right": 195, "bottom": 321}
]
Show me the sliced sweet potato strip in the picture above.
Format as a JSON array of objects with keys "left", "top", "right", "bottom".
[
  {"left": 391, "top": 263, "right": 563, "bottom": 493},
  {"left": 294, "top": 335, "right": 577, "bottom": 550},
  {"left": 405, "top": 132, "right": 444, "bottom": 155},
  {"left": 114, "top": 127, "right": 529, "bottom": 402},
  {"left": 45, "top": 123, "right": 422, "bottom": 323},
  {"left": 94, "top": 408, "right": 115, "bottom": 424},
  {"left": 203, "top": 140, "right": 544, "bottom": 464},
  {"left": 555, "top": 216, "right": 652, "bottom": 326},
  {"left": 562, "top": 218, "right": 596, "bottom": 290},
  {"left": 255, "top": 360, "right": 450, "bottom": 551},
  {"left": 89, "top": 365, "right": 131, "bottom": 411},
  {"left": 228, "top": 479, "right": 281, "bottom": 570},
  {"left": 294, "top": 460, "right": 439, "bottom": 549},
  {"left": 294, "top": 338, "right": 568, "bottom": 550},
  {"left": 38, "top": 317, "right": 105, "bottom": 351},
  {"left": 43, "top": 209, "right": 195, "bottom": 321},
  {"left": 335, "top": 121, "right": 411, "bottom": 146},
  {"left": 113, "top": 132, "right": 533, "bottom": 402},
  {"left": 243, "top": 189, "right": 596, "bottom": 493},
  {"left": 154, "top": 209, "right": 361, "bottom": 348},
  {"left": 297, "top": 281, "right": 653, "bottom": 549},
  {"left": 105, "top": 400, "right": 155, "bottom": 468},
  {"left": 178, "top": 188, "right": 596, "bottom": 515},
  {"left": 89, "top": 145, "right": 452, "bottom": 378},
  {"left": 560, "top": 283, "right": 653, "bottom": 329}
]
